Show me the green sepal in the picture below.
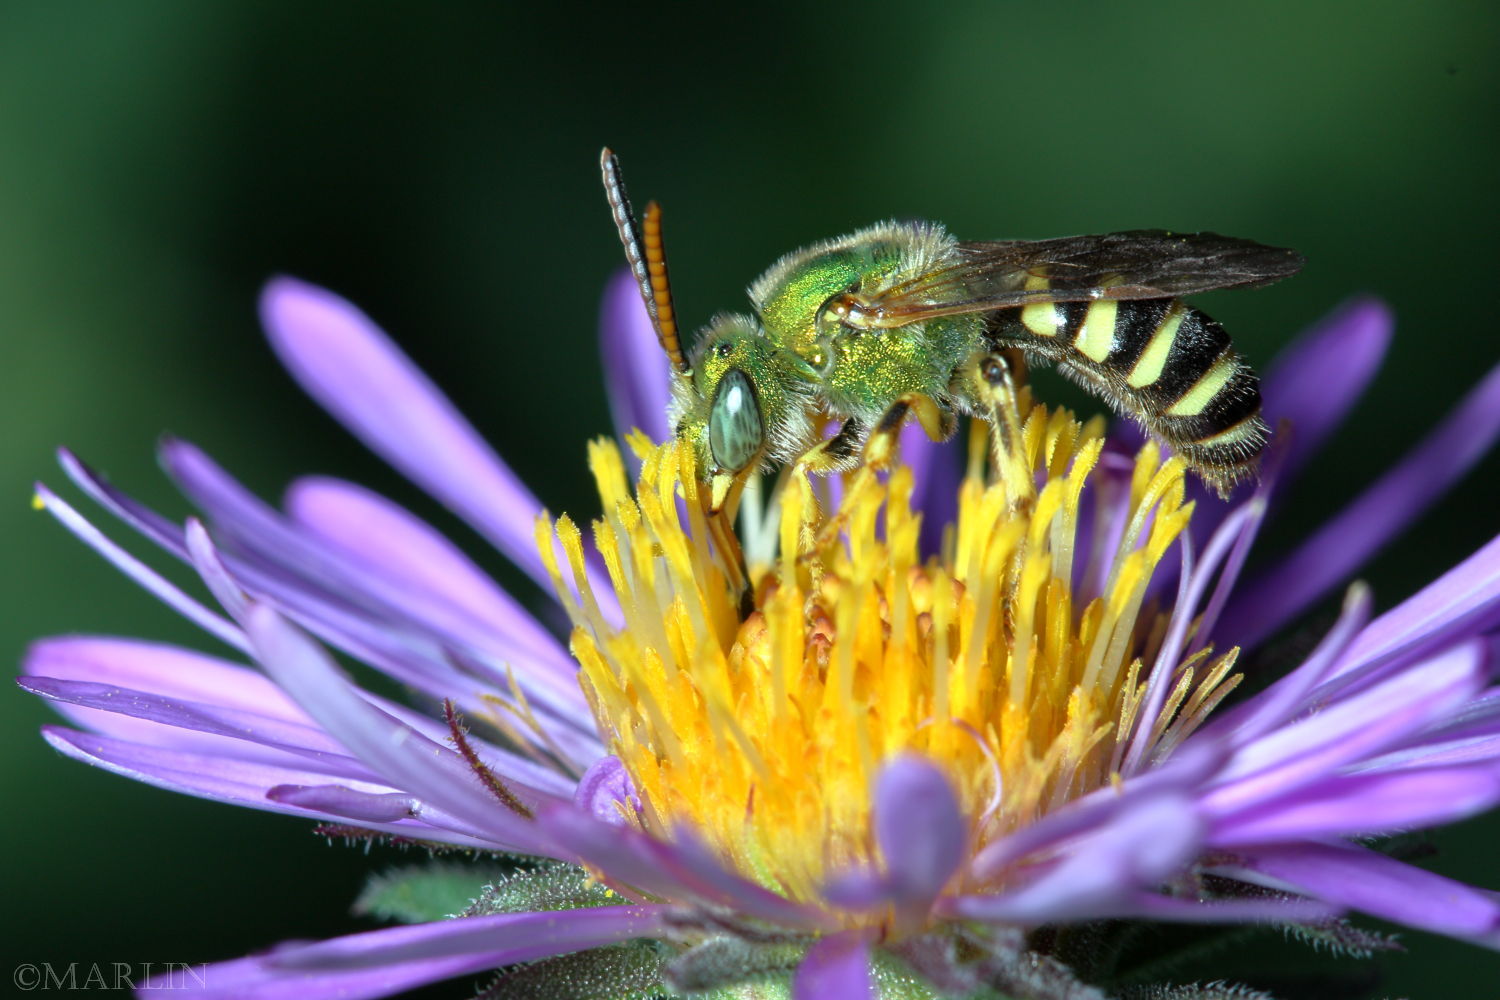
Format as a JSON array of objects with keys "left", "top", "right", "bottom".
[
  {"left": 1102, "top": 922, "right": 1266, "bottom": 988},
  {"left": 693, "top": 981, "right": 793, "bottom": 1000},
  {"left": 664, "top": 937, "right": 804, "bottom": 996},
  {"left": 463, "top": 861, "right": 626, "bottom": 915},
  {"left": 355, "top": 862, "right": 515, "bottom": 923},
  {"left": 664, "top": 935, "right": 1013, "bottom": 1000},
  {"left": 1118, "top": 985, "right": 1277, "bottom": 1000},
  {"left": 873, "top": 945, "right": 1007, "bottom": 1000},
  {"left": 474, "top": 941, "right": 669, "bottom": 1000},
  {"left": 1281, "top": 921, "right": 1402, "bottom": 959}
]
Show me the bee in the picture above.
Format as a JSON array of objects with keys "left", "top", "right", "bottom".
[{"left": 601, "top": 149, "right": 1302, "bottom": 511}]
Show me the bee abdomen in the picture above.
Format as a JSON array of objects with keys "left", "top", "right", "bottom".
[{"left": 1003, "top": 297, "right": 1266, "bottom": 495}]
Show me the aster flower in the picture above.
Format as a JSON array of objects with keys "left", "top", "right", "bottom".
[{"left": 21, "top": 270, "right": 1500, "bottom": 999}]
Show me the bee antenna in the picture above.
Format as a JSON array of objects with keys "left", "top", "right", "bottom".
[{"left": 600, "top": 148, "right": 690, "bottom": 375}]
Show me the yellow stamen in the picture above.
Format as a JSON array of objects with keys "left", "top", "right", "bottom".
[{"left": 544, "top": 397, "right": 1237, "bottom": 925}]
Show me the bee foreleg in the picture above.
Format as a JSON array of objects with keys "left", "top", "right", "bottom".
[
  {"left": 861, "top": 393, "right": 954, "bottom": 469},
  {"left": 793, "top": 418, "right": 868, "bottom": 476}
]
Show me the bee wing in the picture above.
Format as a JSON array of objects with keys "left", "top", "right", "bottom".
[{"left": 853, "top": 231, "right": 1303, "bottom": 325}]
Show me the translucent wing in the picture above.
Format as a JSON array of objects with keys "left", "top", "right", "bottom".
[{"left": 843, "top": 230, "right": 1303, "bottom": 327}]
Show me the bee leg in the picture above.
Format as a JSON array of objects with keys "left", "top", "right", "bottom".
[
  {"left": 967, "top": 350, "right": 1036, "bottom": 507},
  {"left": 861, "top": 393, "right": 953, "bottom": 469},
  {"left": 793, "top": 418, "right": 867, "bottom": 476},
  {"left": 789, "top": 420, "right": 866, "bottom": 552}
]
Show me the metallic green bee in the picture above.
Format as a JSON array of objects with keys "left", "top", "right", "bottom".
[{"left": 601, "top": 149, "right": 1302, "bottom": 510}]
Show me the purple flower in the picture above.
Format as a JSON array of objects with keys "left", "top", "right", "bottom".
[{"left": 20, "top": 274, "right": 1500, "bottom": 998}]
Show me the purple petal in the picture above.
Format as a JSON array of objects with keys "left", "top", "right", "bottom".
[
  {"left": 106, "top": 453, "right": 600, "bottom": 766},
  {"left": 1211, "top": 765, "right": 1500, "bottom": 845},
  {"left": 1076, "top": 451, "right": 1139, "bottom": 605},
  {"left": 1234, "top": 842, "right": 1500, "bottom": 937},
  {"left": 821, "top": 870, "right": 890, "bottom": 911},
  {"left": 156, "top": 906, "right": 667, "bottom": 999},
  {"left": 1260, "top": 298, "right": 1393, "bottom": 481},
  {"left": 538, "top": 805, "right": 730, "bottom": 906},
  {"left": 1332, "top": 529, "right": 1500, "bottom": 686},
  {"left": 62, "top": 451, "right": 476, "bottom": 711},
  {"left": 271, "top": 905, "right": 669, "bottom": 971},
  {"left": 875, "top": 755, "right": 965, "bottom": 906},
  {"left": 1203, "top": 583, "right": 1372, "bottom": 745},
  {"left": 145, "top": 952, "right": 509, "bottom": 1000},
  {"left": 1123, "top": 892, "right": 1339, "bottom": 925},
  {"left": 186, "top": 518, "right": 251, "bottom": 619},
  {"left": 160, "top": 438, "right": 343, "bottom": 582},
  {"left": 32, "top": 485, "right": 247, "bottom": 653},
  {"left": 59, "top": 447, "right": 188, "bottom": 558},
  {"left": 42, "top": 725, "right": 370, "bottom": 800},
  {"left": 1124, "top": 499, "right": 1262, "bottom": 775},
  {"left": 20, "top": 674, "right": 368, "bottom": 773},
  {"left": 24, "top": 636, "right": 310, "bottom": 724},
  {"left": 267, "top": 784, "right": 419, "bottom": 822},
  {"left": 793, "top": 932, "right": 873, "bottom": 1000},
  {"left": 1221, "top": 360, "right": 1500, "bottom": 648},
  {"left": 280, "top": 475, "right": 596, "bottom": 735},
  {"left": 648, "top": 825, "right": 831, "bottom": 929},
  {"left": 284, "top": 475, "right": 572, "bottom": 671},
  {"left": 600, "top": 268, "right": 672, "bottom": 445},
  {"left": 1417, "top": 687, "right": 1500, "bottom": 739},
  {"left": 1367, "top": 731, "right": 1500, "bottom": 771},
  {"left": 133, "top": 494, "right": 564, "bottom": 745},
  {"left": 970, "top": 740, "right": 1227, "bottom": 883},
  {"left": 948, "top": 793, "right": 1203, "bottom": 924},
  {"left": 1369, "top": 692, "right": 1500, "bottom": 769},
  {"left": 367, "top": 694, "right": 579, "bottom": 801},
  {"left": 244, "top": 605, "right": 554, "bottom": 854},
  {"left": 41, "top": 726, "right": 493, "bottom": 848},
  {"left": 61, "top": 453, "right": 541, "bottom": 736},
  {"left": 574, "top": 755, "right": 639, "bottom": 825},
  {"left": 1203, "top": 640, "right": 1485, "bottom": 813},
  {"left": 539, "top": 805, "right": 826, "bottom": 927},
  {"left": 901, "top": 425, "right": 962, "bottom": 557},
  {"left": 163, "top": 441, "right": 587, "bottom": 720},
  {"left": 158, "top": 452, "right": 597, "bottom": 749},
  {"left": 259, "top": 277, "right": 568, "bottom": 593}
]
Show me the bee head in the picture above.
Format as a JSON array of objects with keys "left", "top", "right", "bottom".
[{"left": 672, "top": 314, "right": 818, "bottom": 512}]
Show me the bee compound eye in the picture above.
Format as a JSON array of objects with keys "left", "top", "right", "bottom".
[{"left": 707, "top": 368, "right": 765, "bottom": 473}]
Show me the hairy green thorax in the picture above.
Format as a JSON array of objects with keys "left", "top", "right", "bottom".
[
  {"left": 822, "top": 311, "right": 986, "bottom": 421},
  {"left": 750, "top": 221, "right": 953, "bottom": 361},
  {"left": 749, "top": 221, "right": 985, "bottom": 424}
]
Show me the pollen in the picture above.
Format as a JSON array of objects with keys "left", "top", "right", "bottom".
[{"left": 541, "top": 399, "right": 1237, "bottom": 915}]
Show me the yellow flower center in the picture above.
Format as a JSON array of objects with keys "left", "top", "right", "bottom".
[{"left": 539, "top": 400, "right": 1239, "bottom": 912}]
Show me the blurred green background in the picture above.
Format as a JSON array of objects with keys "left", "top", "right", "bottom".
[{"left": 4, "top": 1, "right": 1497, "bottom": 996}]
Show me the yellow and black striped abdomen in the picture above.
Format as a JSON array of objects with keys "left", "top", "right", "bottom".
[{"left": 991, "top": 297, "right": 1266, "bottom": 495}]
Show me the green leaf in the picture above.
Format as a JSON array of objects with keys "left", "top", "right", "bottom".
[{"left": 355, "top": 862, "right": 513, "bottom": 923}]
